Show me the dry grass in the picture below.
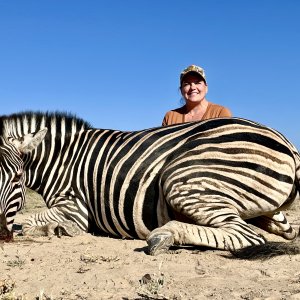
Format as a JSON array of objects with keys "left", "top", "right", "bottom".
[
  {"left": 22, "top": 189, "right": 46, "bottom": 214},
  {"left": 6, "top": 256, "right": 25, "bottom": 269},
  {"left": 136, "top": 262, "right": 175, "bottom": 300}
]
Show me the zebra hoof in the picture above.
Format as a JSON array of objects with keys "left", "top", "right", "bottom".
[
  {"left": 55, "top": 220, "right": 83, "bottom": 237},
  {"left": 147, "top": 232, "right": 174, "bottom": 256},
  {"left": 281, "top": 228, "right": 298, "bottom": 240}
]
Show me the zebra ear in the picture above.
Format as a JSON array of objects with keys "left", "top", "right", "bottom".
[{"left": 12, "top": 128, "right": 48, "bottom": 154}]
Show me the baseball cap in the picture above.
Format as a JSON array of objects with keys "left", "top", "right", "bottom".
[{"left": 180, "top": 65, "right": 206, "bottom": 85}]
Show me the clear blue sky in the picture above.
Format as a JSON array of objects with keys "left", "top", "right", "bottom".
[{"left": 1, "top": 1, "right": 300, "bottom": 147}]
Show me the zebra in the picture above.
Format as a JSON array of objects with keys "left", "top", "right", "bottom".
[{"left": 0, "top": 111, "right": 299, "bottom": 257}]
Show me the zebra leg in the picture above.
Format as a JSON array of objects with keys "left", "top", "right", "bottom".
[
  {"left": 22, "top": 220, "right": 59, "bottom": 237},
  {"left": 22, "top": 207, "right": 85, "bottom": 237},
  {"left": 147, "top": 212, "right": 266, "bottom": 256},
  {"left": 248, "top": 211, "right": 297, "bottom": 240}
]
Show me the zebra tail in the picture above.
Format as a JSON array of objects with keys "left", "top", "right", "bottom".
[{"left": 230, "top": 234, "right": 300, "bottom": 260}]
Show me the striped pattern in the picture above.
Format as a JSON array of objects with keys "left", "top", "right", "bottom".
[
  {"left": 0, "top": 136, "right": 26, "bottom": 230},
  {"left": 0, "top": 112, "right": 299, "bottom": 254}
]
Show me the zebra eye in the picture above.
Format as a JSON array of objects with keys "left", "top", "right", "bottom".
[{"left": 12, "top": 172, "right": 22, "bottom": 184}]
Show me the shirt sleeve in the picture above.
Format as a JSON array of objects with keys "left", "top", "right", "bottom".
[
  {"left": 162, "top": 112, "right": 169, "bottom": 126},
  {"left": 219, "top": 107, "right": 232, "bottom": 117}
]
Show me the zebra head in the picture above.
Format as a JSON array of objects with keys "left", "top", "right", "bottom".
[{"left": 0, "top": 128, "right": 47, "bottom": 240}]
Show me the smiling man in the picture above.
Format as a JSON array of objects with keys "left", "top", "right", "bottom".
[{"left": 162, "top": 64, "right": 232, "bottom": 126}]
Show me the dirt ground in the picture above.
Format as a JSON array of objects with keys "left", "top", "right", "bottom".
[{"left": 1, "top": 190, "right": 300, "bottom": 300}]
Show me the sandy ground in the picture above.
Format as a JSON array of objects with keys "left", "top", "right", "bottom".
[{"left": 1, "top": 190, "right": 300, "bottom": 300}]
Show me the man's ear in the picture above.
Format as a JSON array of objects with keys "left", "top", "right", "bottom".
[{"left": 12, "top": 128, "right": 48, "bottom": 154}]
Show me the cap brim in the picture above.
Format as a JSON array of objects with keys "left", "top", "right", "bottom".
[{"left": 180, "top": 71, "right": 206, "bottom": 84}]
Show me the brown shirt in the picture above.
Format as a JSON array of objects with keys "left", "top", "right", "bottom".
[{"left": 162, "top": 102, "right": 232, "bottom": 126}]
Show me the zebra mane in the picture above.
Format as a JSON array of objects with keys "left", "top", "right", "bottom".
[{"left": 0, "top": 111, "right": 93, "bottom": 139}]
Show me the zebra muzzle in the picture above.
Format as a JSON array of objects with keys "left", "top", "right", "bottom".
[{"left": 0, "top": 214, "right": 13, "bottom": 242}]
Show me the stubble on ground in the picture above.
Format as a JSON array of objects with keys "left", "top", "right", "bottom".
[{"left": 1, "top": 189, "right": 300, "bottom": 300}]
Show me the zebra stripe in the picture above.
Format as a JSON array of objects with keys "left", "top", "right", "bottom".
[{"left": 0, "top": 112, "right": 299, "bottom": 256}]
